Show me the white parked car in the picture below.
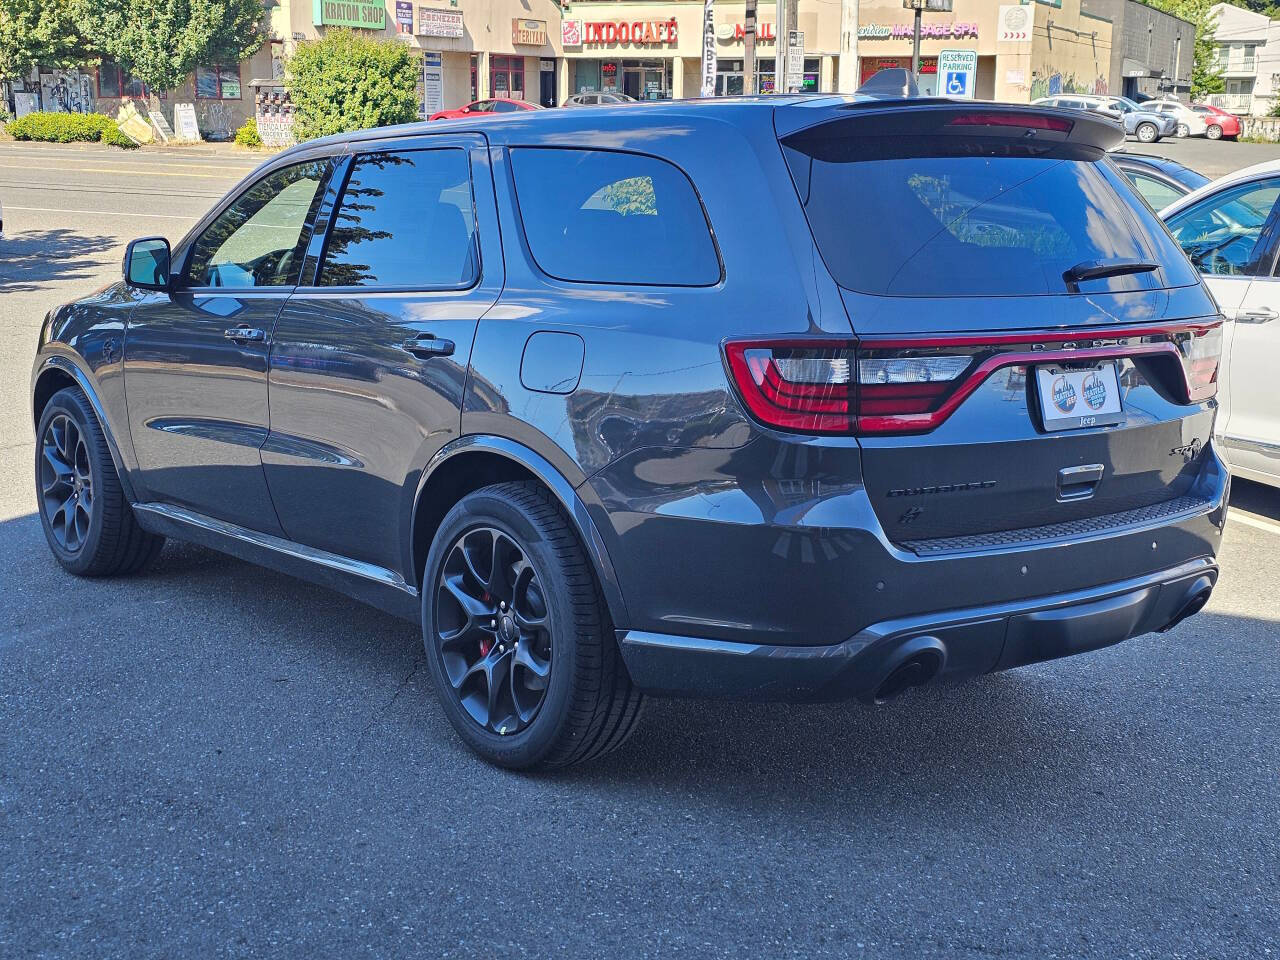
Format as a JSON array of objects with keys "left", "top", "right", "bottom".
[
  {"left": 1146, "top": 99, "right": 1209, "bottom": 138},
  {"left": 1161, "top": 160, "right": 1280, "bottom": 487}
]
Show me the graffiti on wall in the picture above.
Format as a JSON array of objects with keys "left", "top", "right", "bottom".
[
  {"left": 38, "top": 70, "right": 94, "bottom": 113},
  {"left": 1030, "top": 72, "right": 1108, "bottom": 100},
  {"left": 196, "top": 99, "right": 236, "bottom": 140}
]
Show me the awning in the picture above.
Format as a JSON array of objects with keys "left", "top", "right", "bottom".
[{"left": 1122, "top": 57, "right": 1164, "bottom": 78}]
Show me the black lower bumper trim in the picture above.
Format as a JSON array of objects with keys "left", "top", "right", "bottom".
[{"left": 618, "top": 557, "right": 1218, "bottom": 702}]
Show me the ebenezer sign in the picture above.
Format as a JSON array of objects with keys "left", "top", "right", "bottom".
[{"left": 313, "top": 0, "right": 386, "bottom": 29}]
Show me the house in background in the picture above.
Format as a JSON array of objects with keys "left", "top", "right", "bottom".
[{"left": 1208, "top": 2, "right": 1275, "bottom": 116}]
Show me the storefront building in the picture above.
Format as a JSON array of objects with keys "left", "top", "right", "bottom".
[
  {"left": 853, "top": 0, "right": 1113, "bottom": 103},
  {"left": 559, "top": 1, "right": 841, "bottom": 100}
]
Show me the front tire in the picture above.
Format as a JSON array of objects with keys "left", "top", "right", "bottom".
[
  {"left": 422, "top": 481, "right": 643, "bottom": 769},
  {"left": 1136, "top": 122, "right": 1158, "bottom": 143},
  {"left": 35, "top": 387, "right": 164, "bottom": 576},
  {"left": 1207, "top": 123, "right": 1223, "bottom": 140}
]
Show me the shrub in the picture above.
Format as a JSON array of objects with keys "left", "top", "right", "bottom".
[
  {"left": 7, "top": 111, "right": 137, "bottom": 148},
  {"left": 287, "top": 30, "right": 418, "bottom": 141},
  {"left": 234, "top": 117, "right": 263, "bottom": 147}
]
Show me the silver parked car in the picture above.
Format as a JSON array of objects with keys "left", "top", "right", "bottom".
[
  {"left": 562, "top": 92, "right": 636, "bottom": 107},
  {"left": 1033, "top": 94, "right": 1176, "bottom": 143}
]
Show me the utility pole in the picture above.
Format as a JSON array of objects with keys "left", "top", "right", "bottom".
[
  {"left": 744, "top": 0, "right": 757, "bottom": 94},
  {"left": 911, "top": 6, "right": 923, "bottom": 79},
  {"left": 776, "top": 0, "right": 799, "bottom": 92},
  {"left": 837, "top": 0, "right": 859, "bottom": 92}
]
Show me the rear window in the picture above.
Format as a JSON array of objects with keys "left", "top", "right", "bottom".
[
  {"left": 510, "top": 147, "right": 720, "bottom": 286},
  {"left": 783, "top": 118, "right": 1198, "bottom": 297}
]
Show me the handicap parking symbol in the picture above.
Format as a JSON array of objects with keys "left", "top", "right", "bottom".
[{"left": 945, "top": 71, "right": 968, "bottom": 96}]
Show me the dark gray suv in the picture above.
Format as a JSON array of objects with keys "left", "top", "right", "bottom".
[{"left": 30, "top": 97, "right": 1227, "bottom": 768}]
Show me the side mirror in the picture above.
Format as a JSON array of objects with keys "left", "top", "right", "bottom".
[{"left": 123, "top": 237, "right": 172, "bottom": 291}]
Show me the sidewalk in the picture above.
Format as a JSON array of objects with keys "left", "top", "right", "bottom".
[{"left": 0, "top": 135, "right": 277, "bottom": 160}]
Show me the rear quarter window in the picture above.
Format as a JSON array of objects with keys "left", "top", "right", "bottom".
[{"left": 510, "top": 147, "right": 720, "bottom": 286}]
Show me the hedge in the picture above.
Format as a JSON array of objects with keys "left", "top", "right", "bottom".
[
  {"left": 7, "top": 111, "right": 137, "bottom": 148},
  {"left": 287, "top": 30, "right": 418, "bottom": 141}
]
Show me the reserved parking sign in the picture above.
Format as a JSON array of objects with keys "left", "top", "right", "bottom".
[{"left": 938, "top": 49, "right": 977, "bottom": 99}]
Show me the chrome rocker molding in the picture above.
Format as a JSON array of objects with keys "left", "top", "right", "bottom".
[
  {"left": 1221, "top": 433, "right": 1280, "bottom": 459},
  {"left": 133, "top": 502, "right": 420, "bottom": 621}
]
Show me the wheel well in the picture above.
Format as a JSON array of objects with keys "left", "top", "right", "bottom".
[
  {"left": 411, "top": 451, "right": 545, "bottom": 587},
  {"left": 32, "top": 368, "right": 77, "bottom": 427}
]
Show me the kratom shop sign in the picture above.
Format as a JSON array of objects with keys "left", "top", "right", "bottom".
[{"left": 313, "top": 0, "right": 387, "bottom": 29}]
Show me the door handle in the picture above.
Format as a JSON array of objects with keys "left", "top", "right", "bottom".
[
  {"left": 1057, "top": 463, "right": 1104, "bottom": 502},
  {"left": 405, "top": 334, "right": 455, "bottom": 359},
  {"left": 1233, "top": 306, "right": 1278, "bottom": 324},
  {"left": 224, "top": 325, "right": 267, "bottom": 342}
]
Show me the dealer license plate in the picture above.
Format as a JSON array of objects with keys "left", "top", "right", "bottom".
[{"left": 1035, "top": 362, "right": 1125, "bottom": 431}]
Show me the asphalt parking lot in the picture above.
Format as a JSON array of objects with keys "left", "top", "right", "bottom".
[{"left": 1, "top": 140, "right": 1278, "bottom": 958}]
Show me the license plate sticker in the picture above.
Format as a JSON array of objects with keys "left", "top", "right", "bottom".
[{"left": 1035, "top": 363, "right": 1124, "bottom": 431}]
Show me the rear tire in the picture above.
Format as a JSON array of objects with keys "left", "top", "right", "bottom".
[
  {"left": 35, "top": 387, "right": 165, "bottom": 576},
  {"left": 1176, "top": 122, "right": 1190, "bottom": 138},
  {"left": 1136, "top": 122, "right": 1158, "bottom": 143},
  {"left": 1207, "top": 123, "right": 1223, "bottom": 140},
  {"left": 422, "top": 481, "right": 643, "bottom": 769}
]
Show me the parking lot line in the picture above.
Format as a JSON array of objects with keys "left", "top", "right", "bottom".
[{"left": 1228, "top": 510, "right": 1280, "bottom": 536}]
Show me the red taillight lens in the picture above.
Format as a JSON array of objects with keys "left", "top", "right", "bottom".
[
  {"left": 723, "top": 340, "right": 854, "bottom": 433},
  {"left": 723, "top": 341, "right": 972, "bottom": 434},
  {"left": 1182, "top": 323, "right": 1221, "bottom": 402}
]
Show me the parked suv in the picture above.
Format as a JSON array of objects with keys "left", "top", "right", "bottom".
[
  {"left": 1033, "top": 94, "right": 1175, "bottom": 142},
  {"left": 31, "top": 99, "right": 1227, "bottom": 769}
]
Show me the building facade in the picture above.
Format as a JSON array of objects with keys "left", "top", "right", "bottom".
[
  {"left": 1206, "top": 2, "right": 1279, "bottom": 116},
  {"left": 1080, "top": 0, "right": 1194, "bottom": 100}
]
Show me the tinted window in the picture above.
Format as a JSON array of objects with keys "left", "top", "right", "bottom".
[
  {"left": 492, "top": 100, "right": 522, "bottom": 113},
  {"left": 1166, "top": 177, "right": 1280, "bottom": 276},
  {"left": 511, "top": 148, "right": 719, "bottom": 285},
  {"left": 470, "top": 101, "right": 495, "bottom": 113},
  {"left": 319, "top": 149, "right": 476, "bottom": 289},
  {"left": 783, "top": 119, "right": 1198, "bottom": 296},
  {"left": 186, "top": 160, "right": 327, "bottom": 288},
  {"left": 1125, "top": 171, "right": 1184, "bottom": 212}
]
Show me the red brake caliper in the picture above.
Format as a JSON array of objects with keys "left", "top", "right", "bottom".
[{"left": 479, "top": 592, "right": 493, "bottom": 656}]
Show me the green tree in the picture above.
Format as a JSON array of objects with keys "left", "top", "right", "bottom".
[
  {"left": 1143, "top": 0, "right": 1224, "bottom": 99},
  {"left": 81, "top": 0, "right": 264, "bottom": 93},
  {"left": 0, "top": 0, "right": 97, "bottom": 82},
  {"left": 286, "top": 30, "right": 419, "bottom": 142}
]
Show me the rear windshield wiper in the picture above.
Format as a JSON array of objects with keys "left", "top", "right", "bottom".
[{"left": 1062, "top": 258, "right": 1160, "bottom": 291}]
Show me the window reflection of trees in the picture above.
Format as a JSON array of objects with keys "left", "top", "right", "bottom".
[
  {"left": 187, "top": 161, "right": 326, "bottom": 287},
  {"left": 321, "top": 153, "right": 415, "bottom": 287}
]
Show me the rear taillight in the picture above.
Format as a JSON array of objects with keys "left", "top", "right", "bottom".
[
  {"left": 1181, "top": 323, "right": 1221, "bottom": 402},
  {"left": 946, "top": 112, "right": 1073, "bottom": 133},
  {"left": 723, "top": 340, "right": 854, "bottom": 433},
  {"left": 725, "top": 323, "right": 1220, "bottom": 437}
]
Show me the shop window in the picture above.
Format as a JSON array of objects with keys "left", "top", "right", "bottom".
[
  {"left": 490, "top": 55, "right": 525, "bottom": 101},
  {"left": 97, "top": 61, "right": 148, "bottom": 99},
  {"left": 196, "top": 64, "right": 242, "bottom": 100},
  {"left": 511, "top": 147, "right": 720, "bottom": 286}
]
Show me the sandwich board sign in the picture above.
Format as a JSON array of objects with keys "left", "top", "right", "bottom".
[{"left": 938, "top": 48, "right": 977, "bottom": 99}]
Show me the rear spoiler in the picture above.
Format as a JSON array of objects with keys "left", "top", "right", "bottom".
[
  {"left": 857, "top": 68, "right": 919, "bottom": 99},
  {"left": 774, "top": 100, "right": 1125, "bottom": 154}
]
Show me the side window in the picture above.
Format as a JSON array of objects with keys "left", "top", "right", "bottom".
[
  {"left": 492, "top": 100, "right": 521, "bottom": 112},
  {"left": 470, "top": 100, "right": 495, "bottom": 113},
  {"left": 318, "top": 149, "right": 476, "bottom": 289},
  {"left": 186, "top": 160, "right": 328, "bottom": 288},
  {"left": 1126, "top": 172, "right": 1183, "bottom": 212},
  {"left": 1166, "top": 178, "right": 1280, "bottom": 276},
  {"left": 510, "top": 147, "right": 720, "bottom": 286}
]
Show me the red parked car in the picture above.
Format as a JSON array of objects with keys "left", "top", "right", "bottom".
[
  {"left": 429, "top": 98, "right": 541, "bottom": 121},
  {"left": 1190, "top": 103, "right": 1241, "bottom": 140}
]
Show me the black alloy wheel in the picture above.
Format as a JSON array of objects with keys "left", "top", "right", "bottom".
[
  {"left": 421, "top": 481, "right": 644, "bottom": 769},
  {"left": 34, "top": 387, "right": 165, "bottom": 576},
  {"left": 40, "top": 412, "right": 94, "bottom": 553},
  {"left": 434, "top": 526, "right": 554, "bottom": 735}
]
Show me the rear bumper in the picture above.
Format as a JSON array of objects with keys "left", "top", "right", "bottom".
[{"left": 618, "top": 556, "right": 1218, "bottom": 702}]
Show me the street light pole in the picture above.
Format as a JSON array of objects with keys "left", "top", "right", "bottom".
[
  {"left": 837, "top": 0, "right": 859, "bottom": 92},
  {"left": 745, "top": 0, "right": 757, "bottom": 94},
  {"left": 911, "top": 7, "right": 922, "bottom": 79},
  {"left": 775, "top": 0, "right": 788, "bottom": 93}
]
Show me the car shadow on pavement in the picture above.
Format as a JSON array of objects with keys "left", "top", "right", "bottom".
[
  {"left": 1230, "top": 477, "right": 1280, "bottom": 523},
  {"left": 0, "top": 228, "right": 118, "bottom": 293}
]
